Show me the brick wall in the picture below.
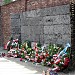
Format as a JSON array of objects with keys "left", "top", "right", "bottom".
[
  {"left": 27, "top": 0, "right": 70, "bottom": 11},
  {"left": 1, "top": 0, "right": 26, "bottom": 45},
  {"left": 0, "top": 6, "right": 3, "bottom": 46},
  {"left": 1, "top": 0, "right": 70, "bottom": 45},
  {"left": 20, "top": 4, "right": 70, "bottom": 46},
  {"left": 70, "top": 2, "right": 75, "bottom": 67}
]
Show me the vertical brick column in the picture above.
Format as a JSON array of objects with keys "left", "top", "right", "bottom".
[
  {"left": 70, "top": 2, "right": 75, "bottom": 68},
  {"left": 0, "top": 6, "right": 3, "bottom": 46}
]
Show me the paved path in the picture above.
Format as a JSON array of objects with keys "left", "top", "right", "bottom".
[
  {"left": 0, "top": 47, "right": 48, "bottom": 75},
  {"left": 0, "top": 47, "right": 74, "bottom": 75},
  {"left": 0, "top": 57, "right": 42, "bottom": 75}
]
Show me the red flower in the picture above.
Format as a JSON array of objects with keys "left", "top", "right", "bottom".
[
  {"left": 35, "top": 53, "right": 38, "bottom": 56},
  {"left": 40, "top": 55, "right": 43, "bottom": 59},
  {"left": 54, "top": 58, "right": 61, "bottom": 64},
  {"left": 63, "top": 57, "right": 70, "bottom": 67}
]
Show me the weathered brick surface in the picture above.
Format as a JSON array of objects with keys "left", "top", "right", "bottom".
[
  {"left": 1, "top": 0, "right": 26, "bottom": 45},
  {"left": 1, "top": 0, "right": 70, "bottom": 45},
  {"left": 20, "top": 4, "right": 71, "bottom": 45},
  {"left": 27, "top": 0, "right": 70, "bottom": 10},
  {"left": 0, "top": 6, "right": 3, "bottom": 46}
]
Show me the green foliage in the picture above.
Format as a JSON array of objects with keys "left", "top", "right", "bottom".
[
  {"left": 37, "top": 42, "right": 41, "bottom": 48},
  {"left": 48, "top": 44, "right": 63, "bottom": 56},
  {"left": 27, "top": 48, "right": 32, "bottom": 54},
  {"left": 66, "top": 47, "right": 71, "bottom": 58},
  {"left": 4, "top": 0, "right": 12, "bottom": 4},
  {"left": 20, "top": 40, "right": 71, "bottom": 70},
  {"left": 24, "top": 40, "right": 31, "bottom": 48}
]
